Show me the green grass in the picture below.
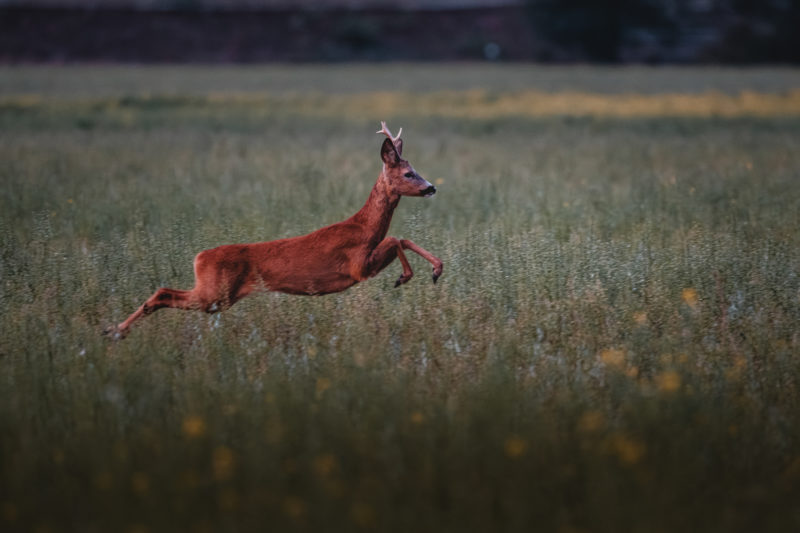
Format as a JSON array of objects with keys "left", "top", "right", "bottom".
[
  {"left": 1, "top": 66, "right": 799, "bottom": 532},
  {"left": 3, "top": 64, "right": 800, "bottom": 96}
]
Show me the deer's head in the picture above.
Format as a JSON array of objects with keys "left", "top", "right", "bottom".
[{"left": 377, "top": 122, "right": 436, "bottom": 198}]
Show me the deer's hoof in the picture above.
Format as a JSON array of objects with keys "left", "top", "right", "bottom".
[
  {"left": 395, "top": 274, "right": 412, "bottom": 287},
  {"left": 432, "top": 265, "right": 443, "bottom": 284},
  {"left": 102, "top": 325, "right": 127, "bottom": 341}
]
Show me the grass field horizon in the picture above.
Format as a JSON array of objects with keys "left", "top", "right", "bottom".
[{"left": 1, "top": 65, "right": 799, "bottom": 532}]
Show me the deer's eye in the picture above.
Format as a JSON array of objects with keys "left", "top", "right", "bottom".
[{"left": 404, "top": 172, "right": 415, "bottom": 178}]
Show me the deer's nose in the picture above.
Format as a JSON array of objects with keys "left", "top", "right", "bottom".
[{"left": 421, "top": 185, "right": 436, "bottom": 197}]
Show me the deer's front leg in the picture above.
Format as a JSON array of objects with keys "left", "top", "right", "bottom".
[
  {"left": 364, "top": 237, "right": 415, "bottom": 287},
  {"left": 400, "top": 239, "right": 444, "bottom": 283}
]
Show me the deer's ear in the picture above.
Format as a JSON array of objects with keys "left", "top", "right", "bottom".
[
  {"left": 381, "top": 137, "right": 401, "bottom": 166},
  {"left": 394, "top": 138, "right": 403, "bottom": 156}
]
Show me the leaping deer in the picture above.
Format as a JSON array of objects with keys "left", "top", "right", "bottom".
[{"left": 104, "top": 122, "right": 443, "bottom": 339}]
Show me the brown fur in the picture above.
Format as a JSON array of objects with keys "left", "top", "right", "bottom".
[{"left": 105, "top": 125, "right": 442, "bottom": 339}]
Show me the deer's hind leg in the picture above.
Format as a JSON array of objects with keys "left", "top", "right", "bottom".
[
  {"left": 105, "top": 249, "right": 254, "bottom": 339},
  {"left": 104, "top": 287, "right": 206, "bottom": 340}
]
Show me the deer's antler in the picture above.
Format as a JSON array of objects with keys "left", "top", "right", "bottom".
[{"left": 376, "top": 121, "right": 402, "bottom": 143}]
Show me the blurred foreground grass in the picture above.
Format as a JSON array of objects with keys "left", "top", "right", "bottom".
[{"left": 1, "top": 66, "right": 799, "bottom": 532}]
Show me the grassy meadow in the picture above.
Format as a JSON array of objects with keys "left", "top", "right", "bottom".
[{"left": 1, "top": 65, "right": 799, "bottom": 532}]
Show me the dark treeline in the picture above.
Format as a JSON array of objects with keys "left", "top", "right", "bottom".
[
  {"left": 1, "top": 0, "right": 799, "bottom": 63},
  {"left": 526, "top": 0, "right": 800, "bottom": 63}
]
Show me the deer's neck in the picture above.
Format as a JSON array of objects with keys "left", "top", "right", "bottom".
[{"left": 352, "top": 175, "right": 400, "bottom": 245}]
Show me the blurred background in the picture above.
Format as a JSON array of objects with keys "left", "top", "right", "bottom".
[
  {"left": 2, "top": 0, "right": 800, "bottom": 64},
  {"left": 3, "top": 2, "right": 800, "bottom": 533}
]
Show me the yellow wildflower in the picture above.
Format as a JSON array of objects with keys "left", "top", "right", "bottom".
[
  {"left": 504, "top": 436, "right": 527, "bottom": 458},
  {"left": 682, "top": 288, "right": 699, "bottom": 309},
  {"left": 656, "top": 370, "right": 681, "bottom": 393},
  {"left": 283, "top": 497, "right": 306, "bottom": 519},
  {"left": 131, "top": 472, "right": 149, "bottom": 495},
  {"left": 577, "top": 411, "right": 606, "bottom": 433},
  {"left": 610, "top": 434, "right": 646, "bottom": 465},
  {"left": 316, "top": 377, "right": 331, "bottom": 399},
  {"left": 409, "top": 411, "right": 425, "bottom": 424},
  {"left": 600, "top": 348, "right": 626, "bottom": 369},
  {"left": 313, "top": 453, "right": 338, "bottom": 477},
  {"left": 182, "top": 415, "right": 207, "bottom": 438},
  {"left": 212, "top": 446, "right": 235, "bottom": 481}
]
